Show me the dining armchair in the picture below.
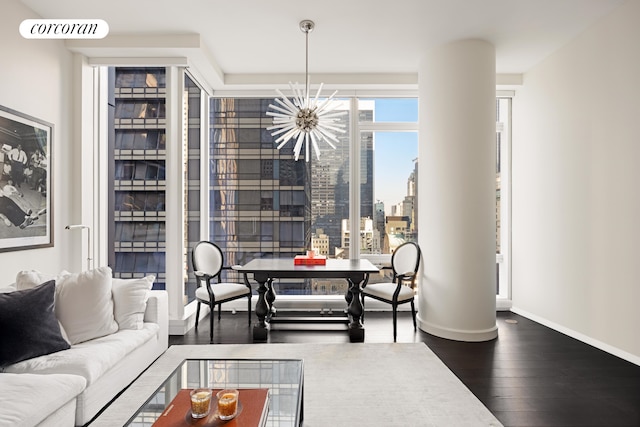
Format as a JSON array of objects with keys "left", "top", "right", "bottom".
[
  {"left": 191, "top": 241, "right": 252, "bottom": 343},
  {"left": 361, "top": 241, "right": 421, "bottom": 342}
]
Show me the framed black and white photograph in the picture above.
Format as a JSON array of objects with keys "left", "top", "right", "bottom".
[{"left": 0, "top": 105, "right": 53, "bottom": 252}]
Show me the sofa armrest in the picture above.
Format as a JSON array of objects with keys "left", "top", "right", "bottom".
[{"left": 144, "top": 290, "right": 169, "bottom": 350}]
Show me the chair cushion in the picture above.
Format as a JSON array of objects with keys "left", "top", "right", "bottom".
[
  {"left": 195, "top": 283, "right": 250, "bottom": 303},
  {"left": 362, "top": 282, "right": 415, "bottom": 302}
]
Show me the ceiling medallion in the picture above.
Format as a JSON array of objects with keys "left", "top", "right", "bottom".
[{"left": 267, "top": 20, "right": 346, "bottom": 162}]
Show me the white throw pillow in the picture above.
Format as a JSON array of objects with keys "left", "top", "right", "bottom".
[
  {"left": 0, "top": 283, "right": 16, "bottom": 293},
  {"left": 112, "top": 276, "right": 155, "bottom": 330},
  {"left": 55, "top": 267, "right": 118, "bottom": 344},
  {"left": 15, "top": 270, "right": 72, "bottom": 343},
  {"left": 16, "top": 267, "right": 118, "bottom": 345},
  {"left": 16, "top": 270, "right": 70, "bottom": 290}
]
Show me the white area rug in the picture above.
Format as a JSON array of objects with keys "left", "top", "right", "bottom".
[{"left": 93, "top": 343, "right": 502, "bottom": 427}]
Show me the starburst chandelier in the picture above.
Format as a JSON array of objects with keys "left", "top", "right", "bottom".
[{"left": 267, "top": 20, "right": 346, "bottom": 162}]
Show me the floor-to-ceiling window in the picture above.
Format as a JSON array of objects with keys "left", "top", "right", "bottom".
[
  {"left": 102, "top": 79, "right": 510, "bottom": 317},
  {"left": 108, "top": 67, "right": 207, "bottom": 308},
  {"left": 496, "top": 96, "right": 511, "bottom": 300},
  {"left": 109, "top": 67, "right": 168, "bottom": 289},
  {"left": 184, "top": 74, "right": 204, "bottom": 304},
  {"left": 209, "top": 98, "right": 314, "bottom": 295},
  {"left": 209, "top": 96, "right": 419, "bottom": 296},
  {"left": 357, "top": 98, "right": 419, "bottom": 285}
]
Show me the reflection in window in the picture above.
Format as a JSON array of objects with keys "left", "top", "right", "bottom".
[
  {"left": 280, "top": 222, "right": 305, "bottom": 247},
  {"left": 238, "top": 190, "right": 261, "bottom": 211},
  {"left": 279, "top": 160, "right": 305, "bottom": 186},
  {"left": 261, "top": 160, "right": 273, "bottom": 180},
  {"left": 114, "top": 160, "right": 165, "bottom": 181},
  {"left": 109, "top": 67, "right": 169, "bottom": 292},
  {"left": 115, "top": 161, "right": 135, "bottom": 180},
  {"left": 115, "top": 252, "right": 166, "bottom": 275},
  {"left": 115, "top": 191, "right": 165, "bottom": 211},
  {"left": 238, "top": 159, "right": 261, "bottom": 180},
  {"left": 184, "top": 74, "right": 203, "bottom": 304},
  {"left": 238, "top": 221, "right": 259, "bottom": 242},
  {"left": 115, "top": 67, "right": 166, "bottom": 88},
  {"left": 115, "top": 101, "right": 166, "bottom": 119},
  {"left": 115, "top": 130, "right": 166, "bottom": 150},
  {"left": 260, "top": 191, "right": 273, "bottom": 211},
  {"left": 210, "top": 98, "right": 312, "bottom": 275}
]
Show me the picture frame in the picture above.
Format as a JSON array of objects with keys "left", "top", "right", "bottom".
[{"left": 0, "top": 105, "right": 53, "bottom": 252}]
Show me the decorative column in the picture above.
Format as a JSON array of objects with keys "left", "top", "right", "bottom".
[{"left": 417, "top": 39, "right": 498, "bottom": 341}]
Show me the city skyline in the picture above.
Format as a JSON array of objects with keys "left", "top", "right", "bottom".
[{"left": 370, "top": 98, "right": 418, "bottom": 215}]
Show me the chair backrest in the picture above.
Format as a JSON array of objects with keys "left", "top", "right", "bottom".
[
  {"left": 391, "top": 242, "right": 421, "bottom": 279},
  {"left": 192, "top": 241, "right": 224, "bottom": 278}
]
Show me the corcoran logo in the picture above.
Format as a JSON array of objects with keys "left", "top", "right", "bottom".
[{"left": 20, "top": 19, "right": 109, "bottom": 39}]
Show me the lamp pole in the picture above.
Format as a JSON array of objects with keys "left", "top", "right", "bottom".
[{"left": 65, "top": 224, "right": 92, "bottom": 271}]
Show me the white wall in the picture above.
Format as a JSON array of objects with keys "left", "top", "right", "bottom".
[
  {"left": 0, "top": 0, "right": 78, "bottom": 285},
  {"left": 512, "top": 0, "right": 640, "bottom": 362}
]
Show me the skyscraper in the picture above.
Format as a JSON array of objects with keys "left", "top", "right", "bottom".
[
  {"left": 210, "top": 97, "right": 374, "bottom": 294},
  {"left": 108, "top": 67, "right": 168, "bottom": 290}
]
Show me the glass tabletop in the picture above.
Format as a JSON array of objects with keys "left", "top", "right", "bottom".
[{"left": 125, "top": 359, "right": 304, "bottom": 427}]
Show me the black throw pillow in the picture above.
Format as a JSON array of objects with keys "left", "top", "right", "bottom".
[{"left": 0, "top": 280, "right": 70, "bottom": 368}]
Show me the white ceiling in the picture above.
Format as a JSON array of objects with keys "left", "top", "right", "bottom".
[{"left": 19, "top": 0, "right": 624, "bottom": 89}]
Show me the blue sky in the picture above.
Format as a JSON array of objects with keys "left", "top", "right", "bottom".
[{"left": 371, "top": 99, "right": 418, "bottom": 214}]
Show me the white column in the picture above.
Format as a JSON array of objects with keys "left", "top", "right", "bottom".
[
  {"left": 165, "top": 66, "right": 187, "bottom": 323},
  {"left": 417, "top": 39, "right": 498, "bottom": 341}
]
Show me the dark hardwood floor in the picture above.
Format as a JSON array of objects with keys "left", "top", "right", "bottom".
[{"left": 169, "top": 310, "right": 640, "bottom": 427}]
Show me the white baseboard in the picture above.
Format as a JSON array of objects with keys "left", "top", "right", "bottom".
[
  {"left": 496, "top": 298, "right": 512, "bottom": 311},
  {"left": 511, "top": 307, "right": 640, "bottom": 367},
  {"left": 169, "top": 303, "right": 209, "bottom": 335},
  {"left": 169, "top": 296, "right": 513, "bottom": 335}
]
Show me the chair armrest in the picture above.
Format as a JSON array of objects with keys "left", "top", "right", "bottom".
[
  {"left": 396, "top": 272, "right": 417, "bottom": 288},
  {"left": 397, "top": 271, "right": 416, "bottom": 279},
  {"left": 194, "top": 270, "right": 215, "bottom": 281}
]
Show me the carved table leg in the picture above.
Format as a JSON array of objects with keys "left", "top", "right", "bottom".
[
  {"left": 346, "top": 273, "right": 366, "bottom": 342},
  {"left": 265, "top": 278, "right": 277, "bottom": 317},
  {"left": 253, "top": 276, "right": 270, "bottom": 341}
]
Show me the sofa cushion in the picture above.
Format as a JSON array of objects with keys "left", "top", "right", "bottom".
[
  {"left": 15, "top": 270, "right": 70, "bottom": 290},
  {"left": 0, "top": 372, "right": 86, "bottom": 426},
  {"left": 14, "top": 272, "right": 71, "bottom": 343},
  {"left": 16, "top": 267, "right": 119, "bottom": 345},
  {"left": 112, "top": 275, "right": 155, "bottom": 330},
  {"left": 0, "top": 283, "right": 16, "bottom": 293},
  {"left": 0, "top": 281, "right": 70, "bottom": 368},
  {"left": 3, "top": 323, "right": 160, "bottom": 385}
]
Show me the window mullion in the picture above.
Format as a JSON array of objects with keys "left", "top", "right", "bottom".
[{"left": 349, "top": 98, "right": 360, "bottom": 259}]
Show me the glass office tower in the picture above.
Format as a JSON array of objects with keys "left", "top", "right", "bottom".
[
  {"left": 209, "top": 98, "right": 373, "bottom": 295},
  {"left": 108, "top": 67, "right": 167, "bottom": 290},
  {"left": 209, "top": 98, "right": 311, "bottom": 294}
]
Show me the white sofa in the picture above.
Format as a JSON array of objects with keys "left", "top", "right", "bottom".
[{"left": 0, "top": 267, "right": 168, "bottom": 427}]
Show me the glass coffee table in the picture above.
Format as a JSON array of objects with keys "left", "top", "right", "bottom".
[{"left": 125, "top": 359, "right": 304, "bottom": 427}]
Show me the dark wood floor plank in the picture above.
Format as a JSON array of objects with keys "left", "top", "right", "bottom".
[{"left": 169, "top": 310, "right": 640, "bottom": 427}]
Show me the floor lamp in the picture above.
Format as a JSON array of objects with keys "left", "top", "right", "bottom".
[{"left": 65, "top": 224, "right": 92, "bottom": 271}]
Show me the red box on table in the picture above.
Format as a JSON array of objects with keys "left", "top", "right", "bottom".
[{"left": 294, "top": 255, "right": 327, "bottom": 265}]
